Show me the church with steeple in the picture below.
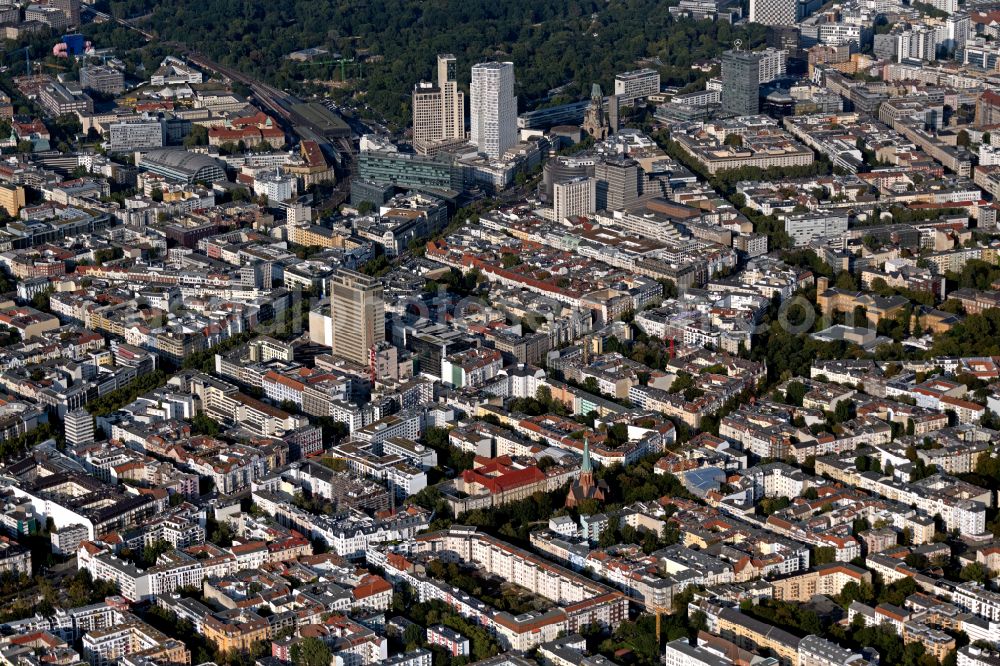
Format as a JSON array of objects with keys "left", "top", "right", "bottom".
[
  {"left": 565, "top": 437, "right": 608, "bottom": 508},
  {"left": 581, "top": 83, "right": 610, "bottom": 140}
]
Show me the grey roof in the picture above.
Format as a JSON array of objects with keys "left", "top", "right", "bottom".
[{"left": 142, "top": 149, "right": 224, "bottom": 174}]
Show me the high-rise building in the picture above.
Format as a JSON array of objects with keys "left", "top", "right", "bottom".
[
  {"left": 470, "top": 62, "right": 517, "bottom": 160},
  {"left": 608, "top": 95, "right": 620, "bottom": 135},
  {"left": 594, "top": 158, "right": 640, "bottom": 211},
  {"left": 721, "top": 49, "right": 762, "bottom": 117},
  {"left": 553, "top": 177, "right": 596, "bottom": 221},
  {"left": 758, "top": 47, "right": 788, "bottom": 83},
  {"left": 944, "top": 13, "right": 970, "bottom": 54},
  {"left": 65, "top": 408, "right": 94, "bottom": 446},
  {"left": 412, "top": 54, "right": 465, "bottom": 151},
  {"left": 0, "top": 184, "right": 25, "bottom": 217},
  {"left": 51, "top": 0, "right": 80, "bottom": 27},
  {"left": 749, "top": 0, "right": 797, "bottom": 26},
  {"left": 329, "top": 268, "right": 385, "bottom": 366}
]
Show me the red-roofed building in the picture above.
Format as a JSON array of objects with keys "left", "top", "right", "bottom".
[
  {"left": 209, "top": 112, "right": 285, "bottom": 149},
  {"left": 451, "top": 455, "right": 577, "bottom": 515},
  {"left": 351, "top": 574, "right": 392, "bottom": 611}
]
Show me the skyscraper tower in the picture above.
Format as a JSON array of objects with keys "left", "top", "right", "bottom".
[
  {"left": 412, "top": 54, "right": 465, "bottom": 150},
  {"left": 329, "top": 268, "right": 385, "bottom": 366},
  {"left": 470, "top": 61, "right": 517, "bottom": 160},
  {"left": 749, "top": 0, "right": 797, "bottom": 26},
  {"left": 721, "top": 46, "right": 762, "bottom": 117}
]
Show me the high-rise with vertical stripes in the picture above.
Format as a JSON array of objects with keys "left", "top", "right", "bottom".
[
  {"left": 412, "top": 54, "right": 465, "bottom": 152},
  {"left": 470, "top": 61, "right": 517, "bottom": 160}
]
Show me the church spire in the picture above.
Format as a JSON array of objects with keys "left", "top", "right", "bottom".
[{"left": 581, "top": 436, "right": 592, "bottom": 474}]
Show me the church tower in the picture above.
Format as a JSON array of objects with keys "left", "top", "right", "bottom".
[
  {"left": 565, "top": 436, "right": 608, "bottom": 508},
  {"left": 581, "top": 83, "right": 609, "bottom": 140}
]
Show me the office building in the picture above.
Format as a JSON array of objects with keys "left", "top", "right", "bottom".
[
  {"left": 412, "top": 54, "right": 465, "bottom": 152},
  {"left": 65, "top": 408, "right": 95, "bottom": 446},
  {"left": 517, "top": 100, "right": 589, "bottom": 129},
  {"left": 614, "top": 69, "right": 660, "bottom": 104},
  {"left": 357, "top": 149, "right": 470, "bottom": 192},
  {"left": 721, "top": 48, "right": 762, "bottom": 116},
  {"left": 108, "top": 117, "right": 166, "bottom": 153},
  {"left": 470, "top": 62, "right": 517, "bottom": 160},
  {"left": 553, "top": 177, "right": 596, "bottom": 221},
  {"left": 80, "top": 65, "right": 125, "bottom": 95},
  {"left": 594, "top": 158, "right": 640, "bottom": 211},
  {"left": 749, "top": 0, "right": 797, "bottom": 25},
  {"left": 39, "top": 81, "right": 93, "bottom": 116},
  {"left": 330, "top": 268, "right": 385, "bottom": 366}
]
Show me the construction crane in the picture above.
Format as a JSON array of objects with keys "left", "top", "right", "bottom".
[{"left": 292, "top": 57, "right": 355, "bottom": 81}]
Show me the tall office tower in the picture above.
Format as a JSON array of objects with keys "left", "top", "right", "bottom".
[
  {"left": 594, "top": 158, "right": 640, "bottom": 211},
  {"left": 749, "top": 0, "right": 797, "bottom": 26},
  {"left": 412, "top": 54, "right": 465, "bottom": 149},
  {"left": 720, "top": 49, "right": 762, "bottom": 117},
  {"left": 553, "top": 177, "right": 596, "bottom": 221},
  {"left": 470, "top": 61, "right": 517, "bottom": 160},
  {"left": 330, "top": 268, "right": 385, "bottom": 366},
  {"left": 51, "top": 0, "right": 80, "bottom": 26},
  {"left": 65, "top": 408, "right": 94, "bottom": 446}
]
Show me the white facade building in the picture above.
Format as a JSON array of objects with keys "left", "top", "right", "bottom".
[
  {"left": 553, "top": 176, "right": 597, "bottom": 222},
  {"left": 614, "top": 69, "right": 661, "bottom": 104},
  {"left": 470, "top": 62, "right": 517, "bottom": 160}
]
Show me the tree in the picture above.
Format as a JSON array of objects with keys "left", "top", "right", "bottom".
[
  {"left": 670, "top": 371, "right": 695, "bottom": 394},
  {"left": 813, "top": 546, "right": 836, "bottom": 565},
  {"left": 291, "top": 637, "right": 331, "bottom": 666},
  {"left": 402, "top": 623, "right": 424, "bottom": 649},
  {"left": 834, "top": 271, "right": 859, "bottom": 291},
  {"left": 784, "top": 381, "right": 806, "bottom": 406},
  {"left": 961, "top": 562, "right": 988, "bottom": 585},
  {"left": 184, "top": 125, "right": 209, "bottom": 147},
  {"left": 191, "top": 413, "right": 221, "bottom": 436}
]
